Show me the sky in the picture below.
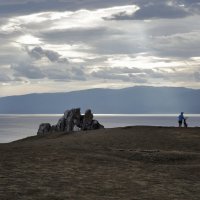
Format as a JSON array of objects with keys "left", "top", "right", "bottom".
[{"left": 1, "top": 0, "right": 200, "bottom": 97}]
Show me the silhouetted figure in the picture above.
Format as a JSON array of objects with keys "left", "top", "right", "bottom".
[
  {"left": 183, "top": 117, "right": 188, "bottom": 128},
  {"left": 178, "top": 112, "right": 185, "bottom": 127}
]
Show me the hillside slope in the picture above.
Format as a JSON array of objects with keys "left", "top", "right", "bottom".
[{"left": 0, "top": 126, "right": 200, "bottom": 199}]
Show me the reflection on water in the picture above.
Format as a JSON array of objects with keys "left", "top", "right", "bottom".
[{"left": 0, "top": 114, "right": 199, "bottom": 143}]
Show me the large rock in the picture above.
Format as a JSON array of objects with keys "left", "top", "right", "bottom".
[
  {"left": 56, "top": 116, "right": 65, "bottom": 132},
  {"left": 55, "top": 108, "right": 81, "bottom": 132},
  {"left": 37, "top": 108, "right": 104, "bottom": 135},
  {"left": 90, "top": 120, "right": 104, "bottom": 130},
  {"left": 65, "top": 108, "right": 81, "bottom": 132},
  {"left": 82, "top": 109, "right": 93, "bottom": 130},
  {"left": 37, "top": 123, "right": 51, "bottom": 135}
]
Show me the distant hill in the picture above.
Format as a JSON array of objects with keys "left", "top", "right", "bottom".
[{"left": 0, "top": 86, "right": 200, "bottom": 114}]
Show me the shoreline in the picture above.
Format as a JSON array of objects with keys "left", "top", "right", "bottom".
[
  {"left": 1, "top": 123, "right": 200, "bottom": 144},
  {"left": 1, "top": 113, "right": 200, "bottom": 143},
  {"left": 1, "top": 125, "right": 200, "bottom": 144}
]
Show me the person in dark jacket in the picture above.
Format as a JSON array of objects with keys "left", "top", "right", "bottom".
[{"left": 178, "top": 112, "right": 185, "bottom": 127}]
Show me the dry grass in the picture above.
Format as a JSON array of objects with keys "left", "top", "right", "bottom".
[{"left": 0, "top": 126, "right": 200, "bottom": 200}]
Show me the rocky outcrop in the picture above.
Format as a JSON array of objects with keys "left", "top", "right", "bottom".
[
  {"left": 82, "top": 109, "right": 93, "bottom": 130},
  {"left": 37, "top": 123, "right": 51, "bottom": 135},
  {"left": 56, "top": 108, "right": 81, "bottom": 132},
  {"left": 37, "top": 108, "right": 104, "bottom": 135}
]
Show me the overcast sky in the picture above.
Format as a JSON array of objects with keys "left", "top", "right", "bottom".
[{"left": 1, "top": 0, "right": 200, "bottom": 97}]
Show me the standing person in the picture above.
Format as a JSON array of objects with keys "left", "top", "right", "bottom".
[{"left": 178, "top": 112, "right": 185, "bottom": 127}]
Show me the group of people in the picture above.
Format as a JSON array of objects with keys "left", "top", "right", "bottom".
[{"left": 178, "top": 112, "right": 188, "bottom": 127}]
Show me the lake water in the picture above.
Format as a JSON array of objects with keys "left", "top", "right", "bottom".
[{"left": 0, "top": 114, "right": 200, "bottom": 143}]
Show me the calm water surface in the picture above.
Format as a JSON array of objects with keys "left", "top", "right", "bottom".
[{"left": 0, "top": 114, "right": 200, "bottom": 143}]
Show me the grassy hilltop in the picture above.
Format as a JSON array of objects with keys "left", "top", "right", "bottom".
[{"left": 0, "top": 126, "right": 200, "bottom": 200}]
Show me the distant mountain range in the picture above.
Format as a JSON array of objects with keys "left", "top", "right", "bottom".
[{"left": 0, "top": 86, "right": 200, "bottom": 114}]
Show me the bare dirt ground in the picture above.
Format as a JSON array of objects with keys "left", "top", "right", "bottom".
[{"left": 0, "top": 126, "right": 200, "bottom": 200}]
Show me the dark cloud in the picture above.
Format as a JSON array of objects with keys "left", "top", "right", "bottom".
[
  {"left": 10, "top": 61, "right": 87, "bottom": 81},
  {"left": 0, "top": 0, "right": 74, "bottom": 17},
  {"left": 106, "top": 2, "right": 190, "bottom": 20},
  {"left": 11, "top": 63, "right": 45, "bottom": 79},
  {"left": 133, "top": 0, "right": 200, "bottom": 11},
  {"left": 26, "top": 46, "right": 69, "bottom": 63},
  {"left": 0, "top": 0, "right": 132, "bottom": 17},
  {"left": 178, "top": 0, "right": 200, "bottom": 14}
]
